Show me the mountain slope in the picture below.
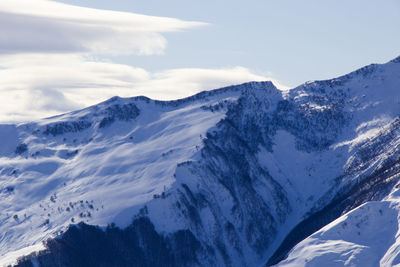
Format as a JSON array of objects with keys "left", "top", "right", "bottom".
[
  {"left": 2, "top": 57, "right": 400, "bottom": 266},
  {"left": 276, "top": 186, "right": 400, "bottom": 267}
]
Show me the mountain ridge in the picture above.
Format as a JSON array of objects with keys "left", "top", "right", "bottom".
[{"left": 2, "top": 56, "right": 400, "bottom": 266}]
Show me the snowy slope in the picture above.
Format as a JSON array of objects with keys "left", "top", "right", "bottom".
[
  {"left": 266, "top": 58, "right": 400, "bottom": 266},
  {"left": 0, "top": 89, "right": 242, "bottom": 265},
  {"left": 3, "top": 57, "right": 400, "bottom": 266},
  {"left": 276, "top": 184, "right": 400, "bottom": 267},
  {"left": 272, "top": 121, "right": 400, "bottom": 266}
]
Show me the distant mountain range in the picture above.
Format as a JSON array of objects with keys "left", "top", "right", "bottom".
[{"left": 2, "top": 56, "right": 400, "bottom": 266}]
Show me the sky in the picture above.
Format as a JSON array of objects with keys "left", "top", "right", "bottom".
[{"left": 0, "top": 0, "right": 399, "bottom": 122}]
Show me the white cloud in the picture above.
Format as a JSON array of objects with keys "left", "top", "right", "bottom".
[
  {"left": 0, "top": 54, "right": 286, "bottom": 123},
  {"left": 139, "top": 67, "right": 286, "bottom": 98},
  {"left": 0, "top": 1, "right": 287, "bottom": 123},
  {"left": 0, "top": 0, "right": 205, "bottom": 55}
]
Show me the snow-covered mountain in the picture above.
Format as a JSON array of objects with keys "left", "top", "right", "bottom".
[{"left": 2, "top": 56, "right": 400, "bottom": 266}]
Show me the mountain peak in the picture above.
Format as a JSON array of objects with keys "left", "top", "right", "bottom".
[{"left": 390, "top": 55, "right": 400, "bottom": 63}]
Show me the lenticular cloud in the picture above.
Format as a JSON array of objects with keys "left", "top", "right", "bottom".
[{"left": 0, "top": 0, "right": 206, "bottom": 56}]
